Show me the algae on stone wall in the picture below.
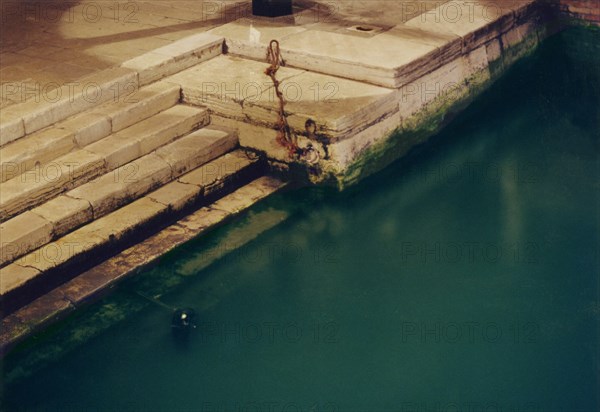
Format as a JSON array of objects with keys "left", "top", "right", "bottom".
[{"left": 314, "top": 28, "right": 545, "bottom": 190}]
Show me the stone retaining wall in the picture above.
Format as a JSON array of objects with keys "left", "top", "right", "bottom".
[
  {"left": 555, "top": 0, "right": 600, "bottom": 25},
  {"left": 320, "top": 5, "right": 552, "bottom": 188}
]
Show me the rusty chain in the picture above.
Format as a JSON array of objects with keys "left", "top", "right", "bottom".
[
  {"left": 265, "top": 40, "right": 321, "bottom": 165},
  {"left": 265, "top": 39, "right": 298, "bottom": 157}
]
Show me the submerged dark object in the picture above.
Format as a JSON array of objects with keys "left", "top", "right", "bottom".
[
  {"left": 171, "top": 308, "right": 196, "bottom": 337},
  {"left": 252, "top": 0, "right": 293, "bottom": 17}
]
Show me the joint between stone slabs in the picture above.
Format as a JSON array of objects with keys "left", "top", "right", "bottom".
[
  {"left": 12, "top": 289, "right": 75, "bottom": 332},
  {"left": 64, "top": 193, "right": 95, "bottom": 221},
  {"left": 144, "top": 196, "right": 167, "bottom": 208},
  {"left": 13, "top": 261, "right": 40, "bottom": 273}
]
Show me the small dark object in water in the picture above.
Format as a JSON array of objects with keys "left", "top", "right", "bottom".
[{"left": 171, "top": 308, "right": 196, "bottom": 337}]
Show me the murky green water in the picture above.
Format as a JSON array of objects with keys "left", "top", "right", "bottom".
[{"left": 2, "top": 28, "right": 599, "bottom": 412}]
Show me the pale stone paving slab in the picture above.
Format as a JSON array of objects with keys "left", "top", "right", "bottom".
[
  {"left": 121, "top": 33, "right": 225, "bottom": 85},
  {"left": 0, "top": 150, "right": 107, "bottom": 222},
  {"left": 179, "top": 150, "right": 260, "bottom": 196},
  {"left": 0, "top": 212, "right": 53, "bottom": 266},
  {"left": 0, "top": 82, "right": 179, "bottom": 183},
  {"left": 169, "top": 54, "right": 301, "bottom": 119},
  {"left": 86, "top": 105, "right": 208, "bottom": 169},
  {"left": 146, "top": 181, "right": 202, "bottom": 213},
  {"left": 11, "top": 67, "right": 138, "bottom": 136},
  {"left": 0, "top": 127, "right": 76, "bottom": 183},
  {"left": 14, "top": 231, "right": 106, "bottom": 275},
  {"left": 67, "top": 154, "right": 173, "bottom": 220},
  {"left": 57, "top": 112, "right": 112, "bottom": 148},
  {"left": 0, "top": 115, "right": 25, "bottom": 147},
  {"left": 210, "top": 176, "right": 286, "bottom": 214},
  {"left": 209, "top": 18, "right": 307, "bottom": 60},
  {"left": 31, "top": 196, "right": 93, "bottom": 238},
  {"left": 250, "top": 70, "right": 399, "bottom": 142},
  {"left": 135, "top": 106, "right": 209, "bottom": 155},
  {"left": 403, "top": 0, "right": 537, "bottom": 52},
  {"left": 275, "top": 27, "right": 457, "bottom": 88},
  {"left": 0, "top": 264, "right": 41, "bottom": 297},
  {"left": 91, "top": 81, "right": 182, "bottom": 133},
  {"left": 149, "top": 149, "right": 261, "bottom": 211},
  {"left": 13, "top": 198, "right": 167, "bottom": 276},
  {"left": 155, "top": 126, "right": 238, "bottom": 176}
]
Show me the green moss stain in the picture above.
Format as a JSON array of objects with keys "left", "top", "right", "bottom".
[{"left": 311, "top": 30, "right": 543, "bottom": 189}]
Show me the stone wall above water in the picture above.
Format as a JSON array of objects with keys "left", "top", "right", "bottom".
[{"left": 550, "top": 0, "right": 600, "bottom": 25}]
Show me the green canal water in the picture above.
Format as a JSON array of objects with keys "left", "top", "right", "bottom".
[{"left": 2, "top": 28, "right": 599, "bottom": 412}]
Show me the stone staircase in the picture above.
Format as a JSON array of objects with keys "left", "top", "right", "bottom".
[
  {"left": 1, "top": 0, "right": 551, "bottom": 352},
  {"left": 0, "top": 40, "right": 288, "bottom": 318},
  {"left": 0, "top": 85, "right": 271, "bottom": 314}
]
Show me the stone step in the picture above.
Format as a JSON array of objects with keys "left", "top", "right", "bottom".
[
  {"left": 0, "top": 82, "right": 181, "bottom": 184},
  {"left": 0, "top": 154, "right": 268, "bottom": 316},
  {"left": 208, "top": 1, "right": 537, "bottom": 88},
  {"left": 0, "top": 67, "right": 138, "bottom": 147},
  {"left": 0, "top": 127, "right": 239, "bottom": 266},
  {"left": 0, "top": 105, "right": 208, "bottom": 222},
  {"left": 168, "top": 55, "right": 399, "bottom": 143},
  {"left": 0, "top": 33, "right": 225, "bottom": 148},
  {"left": 121, "top": 32, "right": 225, "bottom": 86},
  {"left": 1, "top": 176, "right": 286, "bottom": 354}
]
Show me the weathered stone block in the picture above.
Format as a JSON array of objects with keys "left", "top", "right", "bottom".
[
  {"left": 250, "top": 70, "right": 399, "bottom": 142},
  {"left": 0, "top": 150, "right": 106, "bottom": 222},
  {"left": 31, "top": 195, "right": 93, "bottom": 237},
  {"left": 93, "top": 81, "right": 181, "bottom": 132},
  {"left": 57, "top": 112, "right": 112, "bottom": 147},
  {"left": 208, "top": 19, "right": 306, "bottom": 60},
  {"left": 79, "top": 197, "right": 168, "bottom": 242},
  {"left": 0, "top": 115, "right": 25, "bottom": 147},
  {"left": 275, "top": 26, "right": 459, "bottom": 88},
  {"left": 210, "top": 176, "right": 286, "bottom": 214},
  {"left": 146, "top": 181, "right": 202, "bottom": 212},
  {"left": 86, "top": 133, "right": 142, "bottom": 170},
  {"left": 180, "top": 150, "right": 259, "bottom": 196},
  {"left": 171, "top": 55, "right": 299, "bottom": 119},
  {"left": 67, "top": 154, "right": 172, "bottom": 219},
  {"left": 0, "top": 263, "right": 41, "bottom": 296},
  {"left": 15, "top": 231, "right": 106, "bottom": 273},
  {"left": 122, "top": 33, "right": 224, "bottom": 85},
  {"left": 486, "top": 39, "right": 503, "bottom": 63},
  {"left": 0, "top": 212, "right": 53, "bottom": 266},
  {"left": 177, "top": 207, "right": 230, "bottom": 233},
  {"left": 0, "top": 127, "right": 76, "bottom": 183},
  {"left": 155, "top": 126, "right": 237, "bottom": 176},
  {"left": 21, "top": 67, "right": 138, "bottom": 134}
]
